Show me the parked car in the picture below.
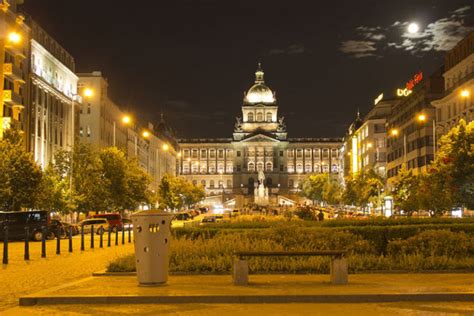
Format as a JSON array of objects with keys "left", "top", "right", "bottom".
[
  {"left": 92, "top": 213, "right": 122, "bottom": 230},
  {"left": 79, "top": 218, "right": 109, "bottom": 234},
  {"left": 200, "top": 214, "right": 224, "bottom": 225},
  {"left": 49, "top": 220, "right": 79, "bottom": 238},
  {"left": 122, "top": 218, "right": 133, "bottom": 230},
  {"left": 172, "top": 212, "right": 195, "bottom": 228},
  {"left": 0, "top": 211, "right": 51, "bottom": 241}
]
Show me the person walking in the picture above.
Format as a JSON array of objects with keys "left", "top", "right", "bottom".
[{"left": 318, "top": 210, "right": 324, "bottom": 222}]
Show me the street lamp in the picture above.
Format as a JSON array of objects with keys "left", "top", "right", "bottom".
[
  {"left": 70, "top": 88, "right": 93, "bottom": 198},
  {"left": 390, "top": 128, "right": 406, "bottom": 164},
  {"left": 460, "top": 89, "right": 470, "bottom": 98},
  {"left": 416, "top": 113, "right": 437, "bottom": 159},
  {"left": 162, "top": 144, "right": 169, "bottom": 151},
  {"left": 7, "top": 32, "right": 21, "bottom": 44}
]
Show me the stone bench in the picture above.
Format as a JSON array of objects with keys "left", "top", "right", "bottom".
[{"left": 233, "top": 250, "right": 348, "bottom": 286}]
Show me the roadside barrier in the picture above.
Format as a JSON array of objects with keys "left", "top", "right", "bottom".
[
  {"left": 107, "top": 226, "right": 111, "bottom": 247},
  {"left": 3, "top": 226, "right": 8, "bottom": 264},
  {"left": 90, "top": 225, "right": 94, "bottom": 249},
  {"left": 24, "top": 227, "right": 29, "bottom": 261},
  {"left": 41, "top": 227, "right": 46, "bottom": 258},
  {"left": 2, "top": 222, "right": 132, "bottom": 264},
  {"left": 68, "top": 226, "right": 73, "bottom": 253},
  {"left": 56, "top": 226, "right": 61, "bottom": 255}
]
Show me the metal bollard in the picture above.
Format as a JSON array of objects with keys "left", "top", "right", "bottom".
[
  {"left": 68, "top": 226, "right": 73, "bottom": 253},
  {"left": 24, "top": 227, "right": 30, "bottom": 261},
  {"left": 107, "top": 226, "right": 111, "bottom": 247},
  {"left": 80, "top": 225, "right": 85, "bottom": 251},
  {"left": 99, "top": 226, "right": 103, "bottom": 248},
  {"left": 41, "top": 226, "right": 46, "bottom": 258},
  {"left": 128, "top": 225, "right": 131, "bottom": 243},
  {"left": 115, "top": 226, "right": 118, "bottom": 246},
  {"left": 3, "top": 226, "right": 8, "bottom": 264},
  {"left": 56, "top": 226, "right": 61, "bottom": 255},
  {"left": 90, "top": 224, "right": 94, "bottom": 249},
  {"left": 121, "top": 225, "right": 125, "bottom": 245}
]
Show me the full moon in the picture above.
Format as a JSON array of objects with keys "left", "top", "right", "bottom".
[{"left": 408, "top": 22, "right": 419, "bottom": 34}]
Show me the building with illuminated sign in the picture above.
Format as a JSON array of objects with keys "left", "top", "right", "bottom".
[
  {"left": 342, "top": 97, "right": 395, "bottom": 178},
  {"left": 0, "top": 0, "right": 29, "bottom": 140},
  {"left": 386, "top": 68, "right": 444, "bottom": 182},
  {"left": 432, "top": 31, "right": 473, "bottom": 137},
  {"left": 178, "top": 65, "right": 342, "bottom": 206},
  {"left": 28, "top": 20, "right": 79, "bottom": 168}
]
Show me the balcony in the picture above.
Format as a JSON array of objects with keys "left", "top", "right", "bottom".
[
  {"left": 3, "top": 90, "right": 23, "bottom": 106},
  {"left": 3, "top": 63, "right": 25, "bottom": 83}
]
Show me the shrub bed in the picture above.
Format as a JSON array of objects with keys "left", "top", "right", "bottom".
[{"left": 108, "top": 229, "right": 474, "bottom": 273}]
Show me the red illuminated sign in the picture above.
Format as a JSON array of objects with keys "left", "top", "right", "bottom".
[{"left": 406, "top": 72, "right": 423, "bottom": 90}]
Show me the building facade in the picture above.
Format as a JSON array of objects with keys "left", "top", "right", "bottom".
[
  {"left": 28, "top": 20, "right": 78, "bottom": 168},
  {"left": 0, "top": 0, "right": 29, "bottom": 139},
  {"left": 386, "top": 69, "right": 444, "bottom": 183},
  {"left": 343, "top": 97, "right": 395, "bottom": 177},
  {"left": 178, "top": 65, "right": 342, "bottom": 204},
  {"left": 432, "top": 31, "right": 473, "bottom": 137},
  {"left": 77, "top": 71, "right": 127, "bottom": 151}
]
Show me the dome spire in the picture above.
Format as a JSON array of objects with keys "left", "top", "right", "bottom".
[{"left": 255, "top": 61, "right": 264, "bottom": 84}]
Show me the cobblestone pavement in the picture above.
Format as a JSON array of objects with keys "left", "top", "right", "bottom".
[
  {"left": 0, "top": 234, "right": 134, "bottom": 311},
  {"left": 5, "top": 302, "right": 474, "bottom": 315}
]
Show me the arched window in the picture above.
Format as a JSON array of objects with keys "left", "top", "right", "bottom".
[
  {"left": 266, "top": 112, "right": 272, "bottom": 122},
  {"left": 314, "top": 164, "right": 321, "bottom": 173},
  {"left": 289, "top": 179, "right": 294, "bottom": 188},
  {"left": 191, "top": 163, "right": 199, "bottom": 174},
  {"left": 266, "top": 162, "right": 272, "bottom": 171},
  {"left": 331, "top": 164, "right": 338, "bottom": 173},
  {"left": 296, "top": 164, "right": 303, "bottom": 173},
  {"left": 305, "top": 164, "right": 312, "bottom": 173},
  {"left": 248, "top": 162, "right": 255, "bottom": 172},
  {"left": 248, "top": 112, "right": 254, "bottom": 122},
  {"left": 210, "top": 180, "right": 215, "bottom": 188},
  {"left": 322, "top": 164, "right": 329, "bottom": 173},
  {"left": 201, "top": 180, "right": 206, "bottom": 187},
  {"left": 226, "top": 179, "right": 232, "bottom": 188},
  {"left": 257, "top": 162, "right": 264, "bottom": 171},
  {"left": 256, "top": 112, "right": 263, "bottom": 121},
  {"left": 287, "top": 164, "right": 294, "bottom": 173}
]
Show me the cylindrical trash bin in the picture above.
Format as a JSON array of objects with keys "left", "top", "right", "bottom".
[{"left": 132, "top": 210, "right": 174, "bottom": 286}]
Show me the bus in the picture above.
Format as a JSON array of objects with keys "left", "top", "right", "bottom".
[{"left": 0, "top": 211, "right": 51, "bottom": 241}]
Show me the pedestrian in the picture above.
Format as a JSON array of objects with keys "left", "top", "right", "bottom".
[{"left": 318, "top": 210, "right": 324, "bottom": 222}]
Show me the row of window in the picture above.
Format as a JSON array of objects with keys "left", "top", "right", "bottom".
[
  {"left": 183, "top": 149, "right": 232, "bottom": 159},
  {"left": 192, "top": 179, "right": 232, "bottom": 189},
  {"left": 287, "top": 164, "right": 338, "bottom": 173},
  {"left": 246, "top": 112, "right": 273, "bottom": 122},
  {"left": 287, "top": 148, "right": 338, "bottom": 159}
]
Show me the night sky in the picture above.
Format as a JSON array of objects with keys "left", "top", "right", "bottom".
[{"left": 20, "top": 1, "right": 474, "bottom": 139}]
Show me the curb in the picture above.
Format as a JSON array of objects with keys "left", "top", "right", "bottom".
[{"left": 19, "top": 293, "right": 474, "bottom": 306}]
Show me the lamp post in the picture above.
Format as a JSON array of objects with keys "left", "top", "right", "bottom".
[
  {"left": 416, "top": 113, "right": 437, "bottom": 160},
  {"left": 70, "top": 88, "right": 93, "bottom": 194},
  {"left": 390, "top": 128, "right": 406, "bottom": 165}
]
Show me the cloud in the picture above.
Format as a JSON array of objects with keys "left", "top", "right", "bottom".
[
  {"left": 340, "top": 5, "right": 474, "bottom": 58},
  {"left": 268, "top": 43, "right": 306, "bottom": 55},
  {"left": 340, "top": 40, "right": 377, "bottom": 58}
]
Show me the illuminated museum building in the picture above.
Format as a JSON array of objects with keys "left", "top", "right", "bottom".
[{"left": 178, "top": 65, "right": 342, "bottom": 202}]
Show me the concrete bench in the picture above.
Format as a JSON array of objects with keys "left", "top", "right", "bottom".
[{"left": 233, "top": 250, "right": 348, "bottom": 286}]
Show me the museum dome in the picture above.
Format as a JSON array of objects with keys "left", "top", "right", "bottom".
[{"left": 244, "top": 63, "right": 275, "bottom": 104}]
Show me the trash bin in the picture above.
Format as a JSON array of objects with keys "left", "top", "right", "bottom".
[{"left": 132, "top": 210, "right": 174, "bottom": 286}]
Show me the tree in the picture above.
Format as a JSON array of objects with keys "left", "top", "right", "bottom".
[
  {"left": 431, "top": 119, "right": 474, "bottom": 209},
  {"left": 0, "top": 129, "right": 42, "bottom": 211},
  {"left": 36, "top": 165, "right": 72, "bottom": 214},
  {"left": 301, "top": 174, "right": 327, "bottom": 203},
  {"left": 322, "top": 175, "right": 343, "bottom": 206},
  {"left": 391, "top": 164, "right": 420, "bottom": 216},
  {"left": 342, "top": 170, "right": 384, "bottom": 210},
  {"left": 157, "top": 175, "right": 205, "bottom": 210},
  {"left": 121, "top": 156, "right": 152, "bottom": 211},
  {"left": 417, "top": 171, "right": 453, "bottom": 217}
]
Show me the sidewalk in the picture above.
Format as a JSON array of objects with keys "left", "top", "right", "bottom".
[
  {"left": 17, "top": 273, "right": 474, "bottom": 304},
  {"left": 0, "top": 235, "right": 134, "bottom": 311}
]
